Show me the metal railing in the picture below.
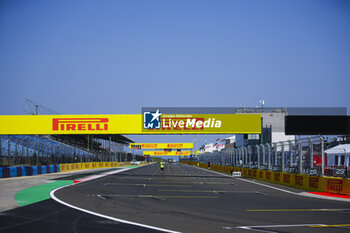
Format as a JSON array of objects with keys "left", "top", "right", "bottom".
[{"left": 187, "top": 136, "right": 350, "bottom": 177}]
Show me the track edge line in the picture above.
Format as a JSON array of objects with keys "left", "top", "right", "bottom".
[
  {"left": 182, "top": 164, "right": 350, "bottom": 202},
  {"left": 50, "top": 165, "right": 182, "bottom": 233}
]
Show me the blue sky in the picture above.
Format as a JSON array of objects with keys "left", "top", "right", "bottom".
[{"left": 1, "top": 0, "right": 349, "bottom": 149}]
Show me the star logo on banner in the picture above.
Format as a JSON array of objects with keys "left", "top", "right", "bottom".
[{"left": 151, "top": 109, "right": 161, "bottom": 122}]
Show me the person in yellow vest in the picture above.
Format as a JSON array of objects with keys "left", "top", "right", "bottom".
[{"left": 160, "top": 161, "right": 165, "bottom": 174}]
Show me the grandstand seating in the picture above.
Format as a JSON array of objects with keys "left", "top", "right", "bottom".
[{"left": 0, "top": 135, "right": 94, "bottom": 166}]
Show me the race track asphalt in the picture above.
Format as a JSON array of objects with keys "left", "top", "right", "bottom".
[
  {"left": 50, "top": 163, "right": 350, "bottom": 233},
  {"left": 0, "top": 198, "right": 161, "bottom": 233},
  {"left": 1, "top": 163, "right": 350, "bottom": 233}
]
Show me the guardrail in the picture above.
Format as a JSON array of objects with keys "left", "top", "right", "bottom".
[{"left": 181, "top": 161, "right": 350, "bottom": 196}]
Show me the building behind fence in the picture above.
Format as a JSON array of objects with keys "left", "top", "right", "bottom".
[{"left": 186, "top": 136, "right": 350, "bottom": 178}]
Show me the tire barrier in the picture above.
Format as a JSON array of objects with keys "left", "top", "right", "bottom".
[
  {"left": 1, "top": 161, "right": 122, "bottom": 179},
  {"left": 1, "top": 165, "right": 61, "bottom": 178},
  {"left": 181, "top": 161, "right": 350, "bottom": 196},
  {"left": 1, "top": 167, "right": 18, "bottom": 178}
]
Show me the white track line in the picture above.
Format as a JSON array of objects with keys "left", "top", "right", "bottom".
[
  {"left": 236, "top": 178, "right": 297, "bottom": 195},
  {"left": 237, "top": 223, "right": 324, "bottom": 228},
  {"left": 186, "top": 165, "right": 233, "bottom": 177},
  {"left": 76, "top": 168, "right": 130, "bottom": 182},
  {"left": 50, "top": 165, "right": 181, "bottom": 233},
  {"left": 184, "top": 164, "right": 350, "bottom": 202},
  {"left": 232, "top": 223, "right": 325, "bottom": 233}
]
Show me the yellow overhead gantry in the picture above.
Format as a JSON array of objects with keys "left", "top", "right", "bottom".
[
  {"left": 129, "top": 143, "right": 193, "bottom": 149},
  {"left": 143, "top": 151, "right": 191, "bottom": 156}
]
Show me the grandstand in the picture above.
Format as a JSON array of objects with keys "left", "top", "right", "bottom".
[
  {"left": 0, "top": 100, "right": 136, "bottom": 167},
  {"left": 0, "top": 134, "right": 134, "bottom": 166}
]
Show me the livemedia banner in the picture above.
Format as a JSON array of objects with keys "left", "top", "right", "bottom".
[{"left": 0, "top": 112, "right": 261, "bottom": 135}]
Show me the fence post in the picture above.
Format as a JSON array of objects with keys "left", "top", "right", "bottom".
[
  {"left": 308, "top": 137, "right": 313, "bottom": 169},
  {"left": 248, "top": 146, "right": 251, "bottom": 168},
  {"left": 232, "top": 150, "right": 234, "bottom": 165},
  {"left": 298, "top": 138, "right": 302, "bottom": 173},
  {"left": 256, "top": 145, "right": 260, "bottom": 169},
  {"left": 262, "top": 144, "right": 266, "bottom": 166},
  {"left": 227, "top": 150, "right": 229, "bottom": 165},
  {"left": 237, "top": 148, "right": 240, "bottom": 166},
  {"left": 233, "top": 148, "right": 236, "bottom": 165},
  {"left": 274, "top": 143, "right": 278, "bottom": 167},
  {"left": 321, "top": 135, "right": 324, "bottom": 175},
  {"left": 240, "top": 148, "right": 242, "bottom": 165},
  {"left": 242, "top": 147, "right": 245, "bottom": 166},
  {"left": 232, "top": 148, "right": 236, "bottom": 166},
  {"left": 289, "top": 140, "right": 292, "bottom": 168},
  {"left": 242, "top": 147, "right": 245, "bottom": 165},
  {"left": 222, "top": 151, "right": 224, "bottom": 165},
  {"left": 281, "top": 143, "right": 285, "bottom": 171},
  {"left": 234, "top": 148, "right": 237, "bottom": 165},
  {"left": 260, "top": 145, "right": 264, "bottom": 166},
  {"left": 267, "top": 144, "right": 272, "bottom": 170},
  {"left": 237, "top": 148, "right": 240, "bottom": 165}
]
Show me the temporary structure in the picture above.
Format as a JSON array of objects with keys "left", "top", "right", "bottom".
[{"left": 325, "top": 144, "right": 350, "bottom": 166}]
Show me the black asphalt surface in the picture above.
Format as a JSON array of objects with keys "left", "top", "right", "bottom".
[
  {"left": 51, "top": 163, "right": 350, "bottom": 233},
  {"left": 1, "top": 164, "right": 350, "bottom": 233},
  {"left": 0, "top": 199, "right": 161, "bottom": 233}
]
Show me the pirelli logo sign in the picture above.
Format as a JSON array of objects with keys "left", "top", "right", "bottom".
[
  {"left": 52, "top": 118, "right": 109, "bottom": 131},
  {"left": 0, "top": 114, "right": 261, "bottom": 135},
  {"left": 143, "top": 150, "right": 191, "bottom": 156}
]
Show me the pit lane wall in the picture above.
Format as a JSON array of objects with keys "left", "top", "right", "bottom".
[{"left": 180, "top": 161, "right": 350, "bottom": 196}]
